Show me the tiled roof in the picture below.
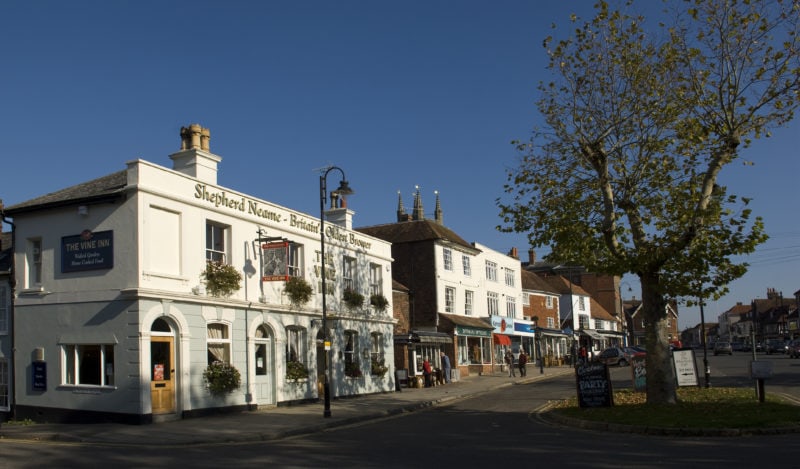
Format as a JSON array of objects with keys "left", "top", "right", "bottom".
[
  {"left": 521, "top": 269, "right": 559, "bottom": 294},
  {"left": 356, "top": 219, "right": 475, "bottom": 251},
  {"left": 4, "top": 170, "right": 128, "bottom": 214}
]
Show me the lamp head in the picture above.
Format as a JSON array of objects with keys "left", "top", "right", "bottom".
[{"left": 335, "top": 179, "right": 354, "bottom": 196}]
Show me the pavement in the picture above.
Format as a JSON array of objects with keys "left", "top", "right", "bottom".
[{"left": 0, "top": 366, "right": 574, "bottom": 446}]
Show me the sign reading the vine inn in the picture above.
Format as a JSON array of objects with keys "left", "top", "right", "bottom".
[
  {"left": 575, "top": 362, "right": 614, "bottom": 408},
  {"left": 61, "top": 230, "right": 114, "bottom": 273}
]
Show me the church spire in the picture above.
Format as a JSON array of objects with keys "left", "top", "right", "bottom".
[
  {"left": 434, "top": 190, "right": 443, "bottom": 224},
  {"left": 412, "top": 185, "right": 424, "bottom": 221},
  {"left": 396, "top": 190, "right": 408, "bottom": 222}
]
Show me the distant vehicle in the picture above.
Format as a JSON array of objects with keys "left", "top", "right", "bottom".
[
  {"left": 713, "top": 341, "right": 733, "bottom": 356},
  {"left": 731, "top": 342, "right": 744, "bottom": 352},
  {"left": 596, "top": 347, "right": 632, "bottom": 366},
  {"left": 766, "top": 339, "right": 788, "bottom": 355},
  {"left": 788, "top": 340, "right": 800, "bottom": 359}
]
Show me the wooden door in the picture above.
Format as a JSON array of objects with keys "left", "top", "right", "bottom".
[{"left": 150, "top": 336, "right": 175, "bottom": 414}]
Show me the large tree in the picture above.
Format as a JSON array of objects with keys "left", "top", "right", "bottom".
[{"left": 498, "top": 0, "right": 800, "bottom": 404}]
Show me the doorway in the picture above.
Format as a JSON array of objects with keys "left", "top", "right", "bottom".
[
  {"left": 150, "top": 318, "right": 176, "bottom": 415},
  {"left": 253, "top": 325, "right": 275, "bottom": 405}
]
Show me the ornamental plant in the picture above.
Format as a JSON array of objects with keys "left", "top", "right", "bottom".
[
  {"left": 202, "top": 261, "right": 242, "bottom": 298},
  {"left": 344, "top": 360, "right": 363, "bottom": 378},
  {"left": 284, "top": 276, "right": 313, "bottom": 307},
  {"left": 285, "top": 360, "right": 309, "bottom": 381},
  {"left": 343, "top": 288, "right": 364, "bottom": 310},
  {"left": 369, "top": 293, "right": 389, "bottom": 312},
  {"left": 370, "top": 358, "right": 388, "bottom": 377},
  {"left": 203, "top": 361, "right": 242, "bottom": 396}
]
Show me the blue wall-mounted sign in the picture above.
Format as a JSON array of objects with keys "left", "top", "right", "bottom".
[
  {"left": 32, "top": 361, "right": 47, "bottom": 391},
  {"left": 61, "top": 230, "right": 114, "bottom": 273}
]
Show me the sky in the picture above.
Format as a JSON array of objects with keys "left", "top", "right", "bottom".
[{"left": 2, "top": 1, "right": 798, "bottom": 331}]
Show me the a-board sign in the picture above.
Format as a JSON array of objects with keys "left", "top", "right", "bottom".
[
  {"left": 575, "top": 362, "right": 613, "bottom": 408},
  {"left": 631, "top": 353, "right": 647, "bottom": 392},
  {"left": 672, "top": 349, "right": 699, "bottom": 387}
]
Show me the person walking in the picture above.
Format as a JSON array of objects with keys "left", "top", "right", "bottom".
[
  {"left": 422, "top": 357, "right": 433, "bottom": 387},
  {"left": 518, "top": 349, "right": 527, "bottom": 377},
  {"left": 440, "top": 351, "right": 452, "bottom": 383},
  {"left": 504, "top": 349, "right": 515, "bottom": 377}
]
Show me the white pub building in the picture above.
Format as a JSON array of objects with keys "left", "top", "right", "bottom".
[{"left": 4, "top": 124, "right": 395, "bottom": 424}]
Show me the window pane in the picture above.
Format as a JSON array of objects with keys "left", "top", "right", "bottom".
[{"left": 78, "top": 345, "right": 102, "bottom": 385}]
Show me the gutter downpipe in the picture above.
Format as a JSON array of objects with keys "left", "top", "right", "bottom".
[{"left": 1, "top": 210, "right": 16, "bottom": 420}]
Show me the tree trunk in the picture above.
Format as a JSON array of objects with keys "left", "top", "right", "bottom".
[{"left": 640, "top": 272, "right": 677, "bottom": 404}]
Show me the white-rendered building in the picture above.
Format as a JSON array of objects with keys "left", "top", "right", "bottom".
[{"left": 4, "top": 125, "right": 395, "bottom": 423}]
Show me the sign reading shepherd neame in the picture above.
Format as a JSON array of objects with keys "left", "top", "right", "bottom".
[{"left": 61, "top": 230, "right": 114, "bottom": 272}]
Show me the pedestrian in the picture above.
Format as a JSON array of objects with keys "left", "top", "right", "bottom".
[
  {"left": 504, "top": 349, "right": 515, "bottom": 377},
  {"left": 422, "top": 357, "right": 432, "bottom": 387},
  {"left": 579, "top": 345, "right": 588, "bottom": 365},
  {"left": 518, "top": 349, "right": 527, "bottom": 377},
  {"left": 440, "top": 351, "right": 451, "bottom": 383}
]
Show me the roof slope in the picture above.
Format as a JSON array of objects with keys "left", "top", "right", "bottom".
[
  {"left": 356, "top": 220, "right": 475, "bottom": 251},
  {"left": 4, "top": 170, "right": 128, "bottom": 214}
]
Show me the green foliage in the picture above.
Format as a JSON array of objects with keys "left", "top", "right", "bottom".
[
  {"left": 344, "top": 360, "right": 363, "bottom": 378},
  {"left": 284, "top": 276, "right": 313, "bottom": 307},
  {"left": 285, "top": 360, "right": 309, "bottom": 380},
  {"left": 369, "top": 293, "right": 389, "bottom": 312},
  {"left": 370, "top": 357, "right": 388, "bottom": 377},
  {"left": 203, "top": 361, "right": 241, "bottom": 396},
  {"left": 202, "top": 261, "right": 242, "bottom": 298},
  {"left": 343, "top": 288, "right": 364, "bottom": 310},
  {"left": 497, "top": 0, "right": 798, "bottom": 405}
]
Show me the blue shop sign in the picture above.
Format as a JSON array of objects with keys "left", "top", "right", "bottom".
[
  {"left": 514, "top": 322, "right": 536, "bottom": 335},
  {"left": 33, "top": 361, "right": 47, "bottom": 391},
  {"left": 61, "top": 230, "right": 114, "bottom": 273}
]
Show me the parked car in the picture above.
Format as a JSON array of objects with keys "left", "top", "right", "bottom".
[
  {"left": 731, "top": 342, "right": 744, "bottom": 352},
  {"left": 596, "top": 346, "right": 632, "bottom": 366},
  {"left": 713, "top": 341, "right": 733, "bottom": 356},
  {"left": 766, "top": 339, "right": 788, "bottom": 355}
]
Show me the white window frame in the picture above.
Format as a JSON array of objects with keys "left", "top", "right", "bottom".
[
  {"left": 344, "top": 330, "right": 359, "bottom": 377},
  {"left": 370, "top": 332, "right": 384, "bottom": 374},
  {"left": 487, "top": 291, "right": 499, "bottom": 316},
  {"left": 28, "top": 238, "right": 42, "bottom": 288},
  {"left": 205, "top": 222, "right": 229, "bottom": 263},
  {"left": 286, "top": 326, "right": 307, "bottom": 366},
  {"left": 445, "top": 287, "right": 455, "bottom": 313},
  {"left": 485, "top": 261, "right": 497, "bottom": 282},
  {"left": 522, "top": 292, "right": 530, "bottom": 306},
  {"left": 465, "top": 290, "right": 474, "bottom": 316},
  {"left": 505, "top": 268, "right": 515, "bottom": 287},
  {"left": 547, "top": 317, "right": 555, "bottom": 328},
  {"left": 546, "top": 296, "right": 553, "bottom": 308},
  {"left": 579, "top": 315, "right": 590, "bottom": 330},
  {"left": 462, "top": 255, "right": 471, "bottom": 276},
  {"left": 288, "top": 243, "right": 303, "bottom": 277},
  {"left": 578, "top": 296, "right": 586, "bottom": 311},
  {"left": 342, "top": 257, "right": 356, "bottom": 291},
  {"left": 506, "top": 296, "right": 517, "bottom": 318},
  {"left": 369, "top": 263, "right": 382, "bottom": 297},
  {"left": 62, "top": 344, "right": 115, "bottom": 387},
  {"left": 207, "top": 322, "right": 232, "bottom": 365},
  {"left": 443, "top": 248, "right": 453, "bottom": 271}
]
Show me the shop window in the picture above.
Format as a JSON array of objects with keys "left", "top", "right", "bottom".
[
  {"left": 207, "top": 323, "right": 231, "bottom": 365},
  {"left": 457, "top": 336, "right": 491, "bottom": 365},
  {"left": 63, "top": 344, "right": 115, "bottom": 387}
]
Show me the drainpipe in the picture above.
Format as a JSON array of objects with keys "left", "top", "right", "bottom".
[{"left": 1, "top": 210, "right": 16, "bottom": 420}]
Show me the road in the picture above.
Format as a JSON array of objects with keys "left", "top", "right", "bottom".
[{"left": 2, "top": 352, "right": 799, "bottom": 468}]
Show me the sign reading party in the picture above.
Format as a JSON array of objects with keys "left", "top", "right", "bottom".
[{"left": 62, "top": 230, "right": 114, "bottom": 272}]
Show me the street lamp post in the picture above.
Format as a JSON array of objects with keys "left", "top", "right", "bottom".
[
  {"left": 699, "top": 297, "right": 710, "bottom": 388},
  {"left": 319, "top": 165, "right": 354, "bottom": 418}
]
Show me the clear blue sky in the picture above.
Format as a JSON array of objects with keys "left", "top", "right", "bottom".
[{"left": 2, "top": 1, "right": 798, "bottom": 330}]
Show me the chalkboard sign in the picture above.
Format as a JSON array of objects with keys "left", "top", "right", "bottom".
[
  {"left": 631, "top": 354, "right": 647, "bottom": 392},
  {"left": 575, "top": 362, "right": 613, "bottom": 408}
]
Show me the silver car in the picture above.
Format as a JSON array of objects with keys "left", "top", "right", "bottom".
[{"left": 713, "top": 341, "right": 733, "bottom": 356}]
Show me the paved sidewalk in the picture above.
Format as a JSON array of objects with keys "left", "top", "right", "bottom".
[{"left": 0, "top": 367, "right": 574, "bottom": 446}]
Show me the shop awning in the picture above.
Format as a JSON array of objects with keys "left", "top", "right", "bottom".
[
  {"left": 493, "top": 334, "right": 511, "bottom": 346},
  {"left": 412, "top": 331, "right": 453, "bottom": 344},
  {"left": 581, "top": 329, "right": 603, "bottom": 340}
]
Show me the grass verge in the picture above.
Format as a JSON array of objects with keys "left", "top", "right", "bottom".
[{"left": 548, "top": 387, "right": 800, "bottom": 429}]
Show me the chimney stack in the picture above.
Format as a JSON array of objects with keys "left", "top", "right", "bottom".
[{"left": 170, "top": 124, "right": 221, "bottom": 185}]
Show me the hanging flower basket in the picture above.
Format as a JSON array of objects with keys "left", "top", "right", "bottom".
[
  {"left": 284, "top": 276, "right": 313, "bottom": 307},
  {"left": 203, "top": 361, "right": 242, "bottom": 396},
  {"left": 343, "top": 288, "right": 364, "bottom": 310},
  {"left": 344, "top": 360, "right": 363, "bottom": 378},
  {"left": 202, "top": 261, "right": 242, "bottom": 298},
  {"left": 285, "top": 360, "right": 309, "bottom": 381},
  {"left": 370, "top": 358, "right": 388, "bottom": 377},
  {"left": 369, "top": 294, "right": 389, "bottom": 312}
]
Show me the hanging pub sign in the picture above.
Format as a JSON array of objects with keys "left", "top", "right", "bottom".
[
  {"left": 262, "top": 241, "right": 289, "bottom": 281},
  {"left": 61, "top": 230, "right": 114, "bottom": 273}
]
